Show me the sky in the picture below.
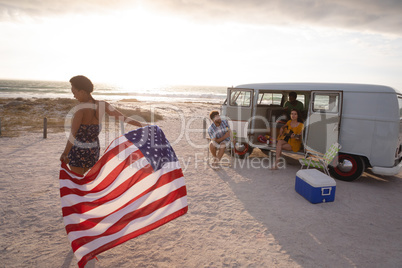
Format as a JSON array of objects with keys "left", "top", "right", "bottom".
[{"left": 0, "top": 0, "right": 402, "bottom": 89}]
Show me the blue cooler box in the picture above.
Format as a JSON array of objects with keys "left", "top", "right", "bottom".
[{"left": 295, "top": 169, "right": 336, "bottom": 204}]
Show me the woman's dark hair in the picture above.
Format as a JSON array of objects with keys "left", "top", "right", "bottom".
[
  {"left": 69, "top": 75, "right": 94, "bottom": 93},
  {"left": 291, "top": 109, "right": 304, "bottom": 123},
  {"left": 210, "top": 110, "right": 220, "bottom": 120}
]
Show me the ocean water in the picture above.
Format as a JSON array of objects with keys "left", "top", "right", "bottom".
[{"left": 0, "top": 79, "right": 227, "bottom": 104}]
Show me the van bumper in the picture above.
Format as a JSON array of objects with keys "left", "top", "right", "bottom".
[{"left": 372, "top": 161, "right": 402, "bottom": 176}]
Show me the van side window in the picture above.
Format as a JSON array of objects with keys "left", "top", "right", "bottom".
[
  {"left": 296, "top": 95, "right": 305, "bottom": 107},
  {"left": 398, "top": 97, "right": 402, "bottom": 118},
  {"left": 230, "top": 91, "right": 251, "bottom": 107},
  {"left": 313, "top": 94, "right": 339, "bottom": 113},
  {"left": 258, "top": 93, "right": 282, "bottom": 105}
]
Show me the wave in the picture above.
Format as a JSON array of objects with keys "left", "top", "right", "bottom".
[{"left": 0, "top": 80, "right": 227, "bottom": 104}]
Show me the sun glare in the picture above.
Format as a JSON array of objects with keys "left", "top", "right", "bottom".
[{"left": 35, "top": 7, "right": 194, "bottom": 88}]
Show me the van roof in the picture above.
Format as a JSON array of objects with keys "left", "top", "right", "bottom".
[{"left": 234, "top": 83, "right": 401, "bottom": 94}]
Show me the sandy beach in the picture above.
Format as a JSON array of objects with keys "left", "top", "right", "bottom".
[{"left": 1, "top": 99, "right": 402, "bottom": 267}]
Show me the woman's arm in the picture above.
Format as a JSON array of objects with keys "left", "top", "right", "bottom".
[
  {"left": 60, "top": 108, "right": 84, "bottom": 163},
  {"left": 291, "top": 123, "right": 304, "bottom": 139},
  {"left": 104, "top": 101, "right": 146, "bottom": 127},
  {"left": 296, "top": 123, "right": 304, "bottom": 135},
  {"left": 279, "top": 123, "right": 289, "bottom": 136},
  {"left": 279, "top": 126, "right": 284, "bottom": 136}
]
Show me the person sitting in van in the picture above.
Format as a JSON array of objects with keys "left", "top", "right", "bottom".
[
  {"left": 284, "top": 92, "right": 304, "bottom": 118},
  {"left": 208, "top": 110, "right": 231, "bottom": 168},
  {"left": 271, "top": 109, "right": 304, "bottom": 170}
]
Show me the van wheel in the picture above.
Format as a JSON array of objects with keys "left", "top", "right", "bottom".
[
  {"left": 329, "top": 154, "right": 365, "bottom": 181},
  {"left": 234, "top": 143, "right": 253, "bottom": 159}
]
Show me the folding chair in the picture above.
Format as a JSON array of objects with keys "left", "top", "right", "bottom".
[{"left": 299, "top": 142, "right": 341, "bottom": 176}]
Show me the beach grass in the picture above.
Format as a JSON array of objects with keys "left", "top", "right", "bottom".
[{"left": 0, "top": 98, "right": 163, "bottom": 137}]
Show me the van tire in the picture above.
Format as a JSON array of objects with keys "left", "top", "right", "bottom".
[
  {"left": 234, "top": 143, "right": 253, "bottom": 159},
  {"left": 329, "top": 154, "right": 365, "bottom": 181}
]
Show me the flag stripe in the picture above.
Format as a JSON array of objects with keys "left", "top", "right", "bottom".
[
  {"left": 59, "top": 141, "right": 137, "bottom": 191},
  {"left": 75, "top": 197, "right": 188, "bottom": 261},
  {"left": 62, "top": 164, "right": 183, "bottom": 226},
  {"left": 60, "top": 150, "right": 144, "bottom": 198},
  {"left": 65, "top": 168, "right": 184, "bottom": 234},
  {"left": 62, "top": 163, "right": 152, "bottom": 217},
  {"left": 71, "top": 186, "right": 187, "bottom": 251},
  {"left": 66, "top": 170, "right": 185, "bottom": 239},
  {"left": 59, "top": 126, "right": 188, "bottom": 268},
  {"left": 77, "top": 206, "right": 188, "bottom": 268},
  {"left": 82, "top": 139, "right": 136, "bottom": 183},
  {"left": 60, "top": 151, "right": 144, "bottom": 207},
  {"left": 60, "top": 139, "right": 134, "bottom": 186},
  {"left": 103, "top": 135, "right": 129, "bottom": 154},
  {"left": 60, "top": 150, "right": 147, "bottom": 204},
  {"left": 68, "top": 172, "right": 184, "bottom": 241},
  {"left": 60, "top": 149, "right": 145, "bottom": 203},
  {"left": 61, "top": 157, "right": 149, "bottom": 209}
]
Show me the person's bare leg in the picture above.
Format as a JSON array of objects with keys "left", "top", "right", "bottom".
[
  {"left": 209, "top": 142, "right": 217, "bottom": 158},
  {"left": 272, "top": 140, "right": 291, "bottom": 169},
  {"left": 216, "top": 144, "right": 226, "bottom": 161},
  {"left": 209, "top": 142, "right": 219, "bottom": 167}
]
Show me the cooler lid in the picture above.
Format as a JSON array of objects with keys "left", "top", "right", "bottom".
[{"left": 296, "top": 169, "right": 336, "bottom": 187}]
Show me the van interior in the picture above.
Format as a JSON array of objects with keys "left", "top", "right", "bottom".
[{"left": 229, "top": 90, "right": 310, "bottom": 152}]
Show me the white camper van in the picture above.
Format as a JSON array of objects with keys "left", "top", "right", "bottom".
[{"left": 221, "top": 83, "right": 402, "bottom": 181}]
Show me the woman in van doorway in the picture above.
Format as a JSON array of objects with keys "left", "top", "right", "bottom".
[{"left": 271, "top": 109, "right": 304, "bottom": 170}]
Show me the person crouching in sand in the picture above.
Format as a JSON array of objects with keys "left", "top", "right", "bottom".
[
  {"left": 60, "top": 75, "right": 147, "bottom": 175},
  {"left": 271, "top": 109, "right": 304, "bottom": 170},
  {"left": 207, "top": 110, "right": 231, "bottom": 169}
]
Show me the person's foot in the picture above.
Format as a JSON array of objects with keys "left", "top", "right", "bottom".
[
  {"left": 210, "top": 158, "right": 220, "bottom": 169},
  {"left": 211, "top": 162, "right": 220, "bottom": 169},
  {"left": 269, "top": 165, "right": 279, "bottom": 170}
]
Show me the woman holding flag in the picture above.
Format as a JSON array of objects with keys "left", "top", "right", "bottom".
[{"left": 60, "top": 75, "right": 147, "bottom": 175}]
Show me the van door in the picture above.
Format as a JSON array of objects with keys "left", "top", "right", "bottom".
[
  {"left": 304, "top": 91, "right": 343, "bottom": 154},
  {"left": 225, "top": 88, "right": 254, "bottom": 120},
  {"left": 224, "top": 88, "right": 254, "bottom": 145}
]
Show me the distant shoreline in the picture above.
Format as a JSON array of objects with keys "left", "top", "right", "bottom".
[
  {"left": 0, "top": 79, "right": 227, "bottom": 104},
  {"left": 0, "top": 96, "right": 223, "bottom": 105},
  {"left": 0, "top": 97, "right": 220, "bottom": 137}
]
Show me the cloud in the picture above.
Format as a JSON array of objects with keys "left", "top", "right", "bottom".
[
  {"left": 142, "top": 0, "right": 402, "bottom": 36},
  {"left": 1, "top": 0, "right": 402, "bottom": 35},
  {"left": 0, "top": 0, "right": 136, "bottom": 20}
]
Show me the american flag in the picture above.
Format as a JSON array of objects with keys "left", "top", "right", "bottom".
[{"left": 59, "top": 125, "right": 188, "bottom": 268}]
